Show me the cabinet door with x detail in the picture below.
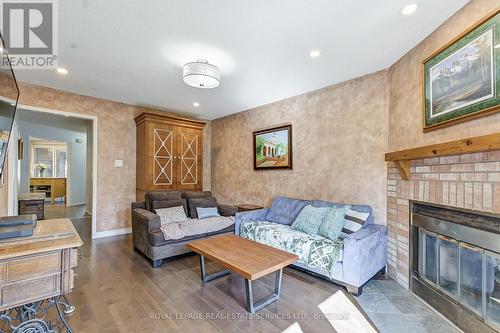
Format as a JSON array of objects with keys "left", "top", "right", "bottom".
[
  {"left": 175, "top": 127, "right": 203, "bottom": 190},
  {"left": 151, "top": 125, "right": 175, "bottom": 190}
]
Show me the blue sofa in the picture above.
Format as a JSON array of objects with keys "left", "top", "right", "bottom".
[{"left": 235, "top": 197, "right": 387, "bottom": 295}]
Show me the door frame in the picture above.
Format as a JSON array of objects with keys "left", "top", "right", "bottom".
[{"left": 16, "top": 103, "right": 98, "bottom": 239}]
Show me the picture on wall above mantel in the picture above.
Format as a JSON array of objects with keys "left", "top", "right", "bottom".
[
  {"left": 422, "top": 9, "right": 500, "bottom": 132},
  {"left": 253, "top": 124, "right": 292, "bottom": 170}
]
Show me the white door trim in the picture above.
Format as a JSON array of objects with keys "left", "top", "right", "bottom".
[
  {"left": 16, "top": 103, "right": 99, "bottom": 239},
  {"left": 6, "top": 121, "right": 18, "bottom": 216}
]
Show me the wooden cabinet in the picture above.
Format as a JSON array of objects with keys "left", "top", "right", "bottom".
[{"left": 135, "top": 113, "right": 206, "bottom": 199}]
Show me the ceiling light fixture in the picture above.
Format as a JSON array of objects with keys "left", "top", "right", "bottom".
[
  {"left": 183, "top": 59, "right": 220, "bottom": 89},
  {"left": 193, "top": 102, "right": 200, "bottom": 107},
  {"left": 309, "top": 50, "right": 321, "bottom": 58},
  {"left": 495, "top": 44, "right": 500, "bottom": 49},
  {"left": 401, "top": 3, "right": 419, "bottom": 15},
  {"left": 56, "top": 67, "right": 68, "bottom": 74}
]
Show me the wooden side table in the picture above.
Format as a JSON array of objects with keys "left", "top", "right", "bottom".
[{"left": 236, "top": 204, "right": 264, "bottom": 212}]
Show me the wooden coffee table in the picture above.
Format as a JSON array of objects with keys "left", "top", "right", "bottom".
[{"left": 187, "top": 234, "right": 298, "bottom": 313}]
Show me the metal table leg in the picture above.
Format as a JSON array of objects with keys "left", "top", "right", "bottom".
[
  {"left": 199, "top": 255, "right": 231, "bottom": 284},
  {"left": 245, "top": 268, "right": 283, "bottom": 314}
]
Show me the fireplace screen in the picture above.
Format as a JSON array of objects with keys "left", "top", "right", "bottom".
[
  {"left": 486, "top": 252, "right": 500, "bottom": 328},
  {"left": 412, "top": 203, "right": 500, "bottom": 332}
]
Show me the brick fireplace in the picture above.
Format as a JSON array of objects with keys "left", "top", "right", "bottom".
[{"left": 386, "top": 151, "right": 500, "bottom": 288}]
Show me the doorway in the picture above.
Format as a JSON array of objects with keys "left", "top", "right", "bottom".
[{"left": 9, "top": 105, "right": 97, "bottom": 237}]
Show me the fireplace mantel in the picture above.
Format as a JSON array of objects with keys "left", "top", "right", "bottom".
[{"left": 385, "top": 133, "right": 500, "bottom": 180}]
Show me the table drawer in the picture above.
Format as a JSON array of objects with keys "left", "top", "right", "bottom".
[
  {"left": 3, "top": 252, "right": 61, "bottom": 283},
  {"left": 31, "top": 179, "right": 52, "bottom": 185},
  {"left": 1, "top": 274, "right": 60, "bottom": 309}
]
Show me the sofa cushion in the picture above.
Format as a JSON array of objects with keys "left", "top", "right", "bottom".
[
  {"left": 196, "top": 207, "right": 220, "bottom": 219},
  {"left": 148, "top": 224, "right": 235, "bottom": 246},
  {"left": 145, "top": 191, "right": 182, "bottom": 212},
  {"left": 155, "top": 206, "right": 188, "bottom": 226},
  {"left": 188, "top": 196, "right": 218, "bottom": 218},
  {"left": 182, "top": 191, "right": 212, "bottom": 199},
  {"left": 312, "top": 200, "right": 374, "bottom": 226},
  {"left": 291, "top": 205, "right": 330, "bottom": 235},
  {"left": 152, "top": 199, "right": 188, "bottom": 216},
  {"left": 318, "top": 205, "right": 351, "bottom": 241},
  {"left": 148, "top": 228, "right": 204, "bottom": 246},
  {"left": 240, "top": 221, "right": 343, "bottom": 276},
  {"left": 265, "top": 197, "right": 312, "bottom": 225}
]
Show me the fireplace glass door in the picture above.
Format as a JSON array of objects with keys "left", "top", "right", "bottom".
[
  {"left": 438, "top": 235, "right": 458, "bottom": 297},
  {"left": 418, "top": 230, "right": 438, "bottom": 285},
  {"left": 485, "top": 251, "right": 500, "bottom": 331},
  {"left": 459, "top": 243, "right": 483, "bottom": 316}
]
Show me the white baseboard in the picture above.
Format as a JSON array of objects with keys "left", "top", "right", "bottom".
[{"left": 93, "top": 227, "right": 131, "bottom": 239}]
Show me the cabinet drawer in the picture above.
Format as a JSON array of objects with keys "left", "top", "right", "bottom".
[
  {"left": 70, "top": 248, "right": 78, "bottom": 268},
  {"left": 1, "top": 274, "right": 60, "bottom": 309},
  {"left": 4, "top": 252, "right": 61, "bottom": 283},
  {"left": 31, "top": 179, "right": 51, "bottom": 185},
  {"left": 69, "top": 269, "right": 75, "bottom": 291}
]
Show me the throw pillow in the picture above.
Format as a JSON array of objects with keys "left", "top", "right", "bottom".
[
  {"left": 196, "top": 207, "right": 220, "bottom": 219},
  {"left": 318, "top": 205, "right": 351, "bottom": 241},
  {"left": 341, "top": 209, "right": 371, "bottom": 238},
  {"left": 187, "top": 196, "right": 218, "bottom": 218},
  {"left": 155, "top": 206, "right": 188, "bottom": 226},
  {"left": 152, "top": 199, "right": 188, "bottom": 216},
  {"left": 291, "top": 205, "right": 330, "bottom": 235}
]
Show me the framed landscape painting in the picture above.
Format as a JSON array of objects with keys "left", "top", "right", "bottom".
[
  {"left": 422, "top": 9, "right": 500, "bottom": 132},
  {"left": 253, "top": 125, "right": 292, "bottom": 170}
]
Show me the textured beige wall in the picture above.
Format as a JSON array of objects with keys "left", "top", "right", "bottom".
[
  {"left": 14, "top": 82, "right": 210, "bottom": 233},
  {"left": 388, "top": 0, "right": 500, "bottom": 151},
  {"left": 211, "top": 70, "right": 389, "bottom": 223}
]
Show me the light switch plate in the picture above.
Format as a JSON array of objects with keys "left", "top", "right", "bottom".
[{"left": 114, "top": 159, "right": 123, "bottom": 168}]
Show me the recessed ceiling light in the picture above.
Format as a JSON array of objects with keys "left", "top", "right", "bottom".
[
  {"left": 193, "top": 102, "right": 200, "bottom": 107},
  {"left": 56, "top": 67, "right": 68, "bottom": 74},
  {"left": 309, "top": 50, "right": 321, "bottom": 58},
  {"left": 401, "top": 3, "right": 419, "bottom": 15}
]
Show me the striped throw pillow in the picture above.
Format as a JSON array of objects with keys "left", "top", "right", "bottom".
[{"left": 340, "top": 209, "right": 370, "bottom": 238}]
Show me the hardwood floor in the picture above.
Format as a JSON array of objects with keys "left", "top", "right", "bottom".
[
  {"left": 44, "top": 203, "right": 88, "bottom": 220},
  {"left": 66, "top": 218, "right": 376, "bottom": 333}
]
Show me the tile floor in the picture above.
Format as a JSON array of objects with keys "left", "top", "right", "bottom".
[{"left": 356, "top": 279, "right": 462, "bottom": 333}]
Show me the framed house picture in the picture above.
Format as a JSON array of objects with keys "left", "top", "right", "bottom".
[
  {"left": 253, "top": 125, "right": 292, "bottom": 170},
  {"left": 422, "top": 9, "right": 500, "bottom": 132}
]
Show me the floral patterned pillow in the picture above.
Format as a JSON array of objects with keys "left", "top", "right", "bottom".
[
  {"left": 155, "top": 206, "right": 188, "bottom": 226},
  {"left": 291, "top": 205, "right": 330, "bottom": 235}
]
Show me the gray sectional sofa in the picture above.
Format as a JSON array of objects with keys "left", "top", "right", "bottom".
[
  {"left": 131, "top": 191, "right": 237, "bottom": 267},
  {"left": 235, "top": 196, "right": 387, "bottom": 295}
]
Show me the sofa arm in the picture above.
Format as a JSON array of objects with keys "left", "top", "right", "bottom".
[
  {"left": 132, "top": 208, "right": 160, "bottom": 232},
  {"left": 132, "top": 201, "right": 146, "bottom": 210},
  {"left": 342, "top": 224, "right": 387, "bottom": 287},
  {"left": 218, "top": 204, "right": 238, "bottom": 217},
  {"left": 234, "top": 208, "right": 269, "bottom": 235}
]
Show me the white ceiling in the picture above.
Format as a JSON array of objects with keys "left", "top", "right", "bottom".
[{"left": 13, "top": 0, "right": 470, "bottom": 120}]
